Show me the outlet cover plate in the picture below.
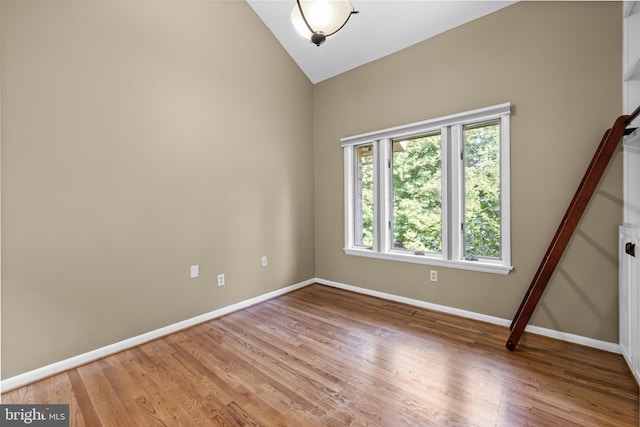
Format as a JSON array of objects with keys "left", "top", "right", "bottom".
[{"left": 190, "top": 265, "right": 199, "bottom": 279}]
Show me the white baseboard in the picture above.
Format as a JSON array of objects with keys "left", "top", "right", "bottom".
[
  {"left": 0, "top": 278, "right": 314, "bottom": 393},
  {"left": 2, "top": 276, "right": 620, "bottom": 393},
  {"left": 315, "top": 278, "right": 621, "bottom": 355}
]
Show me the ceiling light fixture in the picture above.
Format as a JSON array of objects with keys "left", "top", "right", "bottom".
[{"left": 290, "top": 0, "right": 359, "bottom": 47}]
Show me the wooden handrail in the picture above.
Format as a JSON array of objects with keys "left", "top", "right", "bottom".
[
  {"left": 628, "top": 104, "right": 640, "bottom": 124},
  {"left": 506, "top": 111, "right": 636, "bottom": 351}
]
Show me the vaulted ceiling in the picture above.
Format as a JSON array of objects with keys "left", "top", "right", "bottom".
[{"left": 247, "top": 1, "right": 516, "bottom": 83}]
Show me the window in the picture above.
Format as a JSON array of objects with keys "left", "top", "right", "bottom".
[
  {"left": 342, "top": 103, "right": 512, "bottom": 274},
  {"left": 355, "top": 144, "right": 374, "bottom": 248},
  {"left": 392, "top": 133, "right": 443, "bottom": 254}
]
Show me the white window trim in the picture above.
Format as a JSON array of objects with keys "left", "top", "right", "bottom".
[{"left": 342, "top": 103, "right": 513, "bottom": 275}]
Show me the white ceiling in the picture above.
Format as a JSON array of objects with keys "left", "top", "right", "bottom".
[{"left": 247, "top": 1, "right": 517, "bottom": 84}]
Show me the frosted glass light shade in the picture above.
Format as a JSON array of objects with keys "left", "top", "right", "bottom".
[{"left": 291, "top": 0, "right": 354, "bottom": 45}]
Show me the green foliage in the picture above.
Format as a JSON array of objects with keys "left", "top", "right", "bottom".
[
  {"left": 392, "top": 135, "right": 442, "bottom": 253},
  {"left": 464, "top": 123, "right": 501, "bottom": 258},
  {"left": 355, "top": 123, "right": 501, "bottom": 259},
  {"left": 357, "top": 147, "right": 374, "bottom": 247}
]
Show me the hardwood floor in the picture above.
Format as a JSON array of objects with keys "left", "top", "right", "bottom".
[{"left": 2, "top": 283, "right": 638, "bottom": 426}]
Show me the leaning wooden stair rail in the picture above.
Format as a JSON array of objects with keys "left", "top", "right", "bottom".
[{"left": 506, "top": 106, "right": 640, "bottom": 351}]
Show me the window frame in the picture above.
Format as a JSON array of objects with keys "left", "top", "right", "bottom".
[{"left": 342, "top": 103, "right": 512, "bottom": 275}]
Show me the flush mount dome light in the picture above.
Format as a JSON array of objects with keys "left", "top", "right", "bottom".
[{"left": 291, "top": 0, "right": 358, "bottom": 47}]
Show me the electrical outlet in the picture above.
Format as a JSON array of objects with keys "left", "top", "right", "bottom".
[
  {"left": 217, "top": 273, "right": 225, "bottom": 286},
  {"left": 430, "top": 270, "right": 438, "bottom": 282},
  {"left": 261, "top": 256, "right": 268, "bottom": 268},
  {"left": 190, "top": 265, "right": 199, "bottom": 279}
]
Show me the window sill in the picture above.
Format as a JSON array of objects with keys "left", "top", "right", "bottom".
[{"left": 343, "top": 247, "right": 513, "bottom": 275}]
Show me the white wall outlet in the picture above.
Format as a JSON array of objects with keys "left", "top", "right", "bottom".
[
  {"left": 430, "top": 270, "right": 438, "bottom": 282},
  {"left": 217, "top": 273, "right": 225, "bottom": 286},
  {"left": 261, "top": 256, "right": 268, "bottom": 268},
  {"left": 190, "top": 265, "right": 199, "bottom": 279}
]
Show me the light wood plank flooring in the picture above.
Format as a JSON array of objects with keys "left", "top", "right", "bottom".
[{"left": 2, "top": 283, "right": 638, "bottom": 426}]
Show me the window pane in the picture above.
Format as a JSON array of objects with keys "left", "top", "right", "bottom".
[
  {"left": 464, "top": 122, "right": 501, "bottom": 259},
  {"left": 355, "top": 144, "right": 374, "bottom": 248},
  {"left": 392, "top": 134, "right": 442, "bottom": 253}
]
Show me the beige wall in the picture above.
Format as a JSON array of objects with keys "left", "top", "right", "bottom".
[
  {"left": 1, "top": 0, "right": 315, "bottom": 378},
  {"left": 313, "top": 2, "right": 622, "bottom": 342},
  {"left": 0, "top": 0, "right": 625, "bottom": 380}
]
